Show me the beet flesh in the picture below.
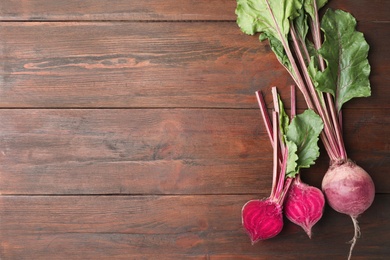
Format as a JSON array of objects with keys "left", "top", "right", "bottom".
[
  {"left": 241, "top": 199, "right": 283, "bottom": 244},
  {"left": 284, "top": 181, "right": 325, "bottom": 238},
  {"left": 321, "top": 160, "right": 375, "bottom": 217}
]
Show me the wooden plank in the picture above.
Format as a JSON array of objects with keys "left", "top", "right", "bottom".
[
  {"left": 1, "top": 194, "right": 389, "bottom": 259},
  {"left": 0, "top": 108, "right": 388, "bottom": 195},
  {"left": 0, "top": 0, "right": 387, "bottom": 22},
  {"left": 0, "top": 108, "right": 273, "bottom": 195},
  {"left": 0, "top": 0, "right": 236, "bottom": 21},
  {"left": 0, "top": 22, "right": 388, "bottom": 109}
]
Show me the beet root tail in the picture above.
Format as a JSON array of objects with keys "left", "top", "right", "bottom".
[{"left": 347, "top": 216, "right": 361, "bottom": 260}]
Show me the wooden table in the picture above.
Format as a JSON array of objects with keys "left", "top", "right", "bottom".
[{"left": 0, "top": 1, "right": 389, "bottom": 259}]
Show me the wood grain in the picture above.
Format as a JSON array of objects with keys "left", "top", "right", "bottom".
[
  {"left": 0, "top": 0, "right": 387, "bottom": 21},
  {"left": 0, "top": 22, "right": 388, "bottom": 108},
  {"left": 0, "top": 0, "right": 389, "bottom": 259},
  {"left": 1, "top": 195, "right": 389, "bottom": 259},
  {"left": 0, "top": 108, "right": 388, "bottom": 195}
]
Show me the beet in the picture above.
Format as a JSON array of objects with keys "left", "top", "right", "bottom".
[
  {"left": 284, "top": 180, "right": 325, "bottom": 238},
  {"left": 322, "top": 160, "right": 375, "bottom": 217},
  {"left": 241, "top": 199, "right": 283, "bottom": 244},
  {"left": 322, "top": 160, "right": 375, "bottom": 260}
]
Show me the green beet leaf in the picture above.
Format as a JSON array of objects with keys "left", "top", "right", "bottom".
[
  {"left": 303, "top": 0, "right": 328, "bottom": 22},
  {"left": 285, "top": 109, "right": 323, "bottom": 177},
  {"left": 235, "top": 0, "right": 302, "bottom": 37},
  {"left": 275, "top": 96, "right": 322, "bottom": 178},
  {"left": 295, "top": 0, "right": 327, "bottom": 43},
  {"left": 277, "top": 95, "right": 290, "bottom": 138},
  {"left": 293, "top": 8, "right": 309, "bottom": 43},
  {"left": 315, "top": 9, "right": 371, "bottom": 111},
  {"left": 236, "top": 0, "right": 303, "bottom": 73},
  {"left": 262, "top": 33, "right": 292, "bottom": 72},
  {"left": 300, "top": 0, "right": 328, "bottom": 65},
  {"left": 286, "top": 140, "right": 299, "bottom": 177}
]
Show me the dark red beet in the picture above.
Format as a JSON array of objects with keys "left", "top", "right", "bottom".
[
  {"left": 284, "top": 180, "right": 325, "bottom": 238},
  {"left": 241, "top": 199, "right": 283, "bottom": 244}
]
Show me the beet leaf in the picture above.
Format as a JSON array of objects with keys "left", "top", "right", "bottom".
[
  {"left": 314, "top": 9, "right": 371, "bottom": 111},
  {"left": 285, "top": 109, "right": 323, "bottom": 177}
]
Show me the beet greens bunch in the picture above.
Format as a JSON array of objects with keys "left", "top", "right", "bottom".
[
  {"left": 242, "top": 86, "right": 324, "bottom": 243},
  {"left": 236, "top": 0, "right": 375, "bottom": 259}
]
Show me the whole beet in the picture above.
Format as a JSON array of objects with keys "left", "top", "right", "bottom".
[
  {"left": 322, "top": 161, "right": 375, "bottom": 217},
  {"left": 322, "top": 160, "right": 375, "bottom": 260}
]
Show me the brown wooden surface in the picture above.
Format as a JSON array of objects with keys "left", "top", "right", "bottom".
[
  {"left": 1, "top": 195, "right": 389, "bottom": 259},
  {"left": 0, "top": 108, "right": 388, "bottom": 195},
  {"left": 0, "top": 0, "right": 387, "bottom": 21},
  {"left": 1, "top": 0, "right": 389, "bottom": 259},
  {"left": 0, "top": 22, "right": 388, "bottom": 108}
]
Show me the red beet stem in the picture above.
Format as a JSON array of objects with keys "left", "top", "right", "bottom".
[
  {"left": 255, "top": 90, "right": 273, "bottom": 145},
  {"left": 271, "top": 110, "right": 279, "bottom": 199},
  {"left": 290, "top": 85, "right": 296, "bottom": 119}
]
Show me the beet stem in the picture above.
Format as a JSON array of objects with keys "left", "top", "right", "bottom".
[
  {"left": 271, "top": 110, "right": 279, "bottom": 199},
  {"left": 255, "top": 91, "right": 273, "bottom": 145},
  {"left": 309, "top": 6, "right": 346, "bottom": 158},
  {"left": 256, "top": 90, "right": 283, "bottom": 168},
  {"left": 290, "top": 85, "right": 296, "bottom": 119},
  {"left": 264, "top": 0, "right": 317, "bottom": 115},
  {"left": 271, "top": 87, "right": 285, "bottom": 154},
  {"left": 279, "top": 176, "right": 293, "bottom": 205},
  {"left": 290, "top": 24, "right": 341, "bottom": 159},
  {"left": 306, "top": 2, "right": 348, "bottom": 162},
  {"left": 275, "top": 148, "right": 289, "bottom": 201}
]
